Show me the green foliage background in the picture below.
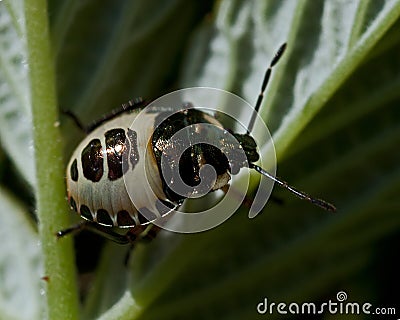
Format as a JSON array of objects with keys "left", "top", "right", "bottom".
[{"left": 1, "top": 0, "right": 400, "bottom": 319}]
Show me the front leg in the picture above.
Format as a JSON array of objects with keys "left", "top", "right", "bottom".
[{"left": 56, "top": 221, "right": 155, "bottom": 245}]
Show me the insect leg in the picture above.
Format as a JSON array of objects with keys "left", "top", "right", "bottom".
[
  {"left": 63, "top": 110, "right": 88, "bottom": 132},
  {"left": 86, "top": 97, "right": 147, "bottom": 132},
  {"left": 137, "top": 224, "right": 162, "bottom": 243},
  {"left": 56, "top": 221, "right": 86, "bottom": 238},
  {"left": 123, "top": 225, "right": 162, "bottom": 265},
  {"left": 63, "top": 97, "right": 147, "bottom": 133},
  {"left": 57, "top": 221, "right": 135, "bottom": 245}
]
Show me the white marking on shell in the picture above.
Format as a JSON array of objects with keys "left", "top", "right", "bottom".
[{"left": 66, "top": 110, "right": 167, "bottom": 227}]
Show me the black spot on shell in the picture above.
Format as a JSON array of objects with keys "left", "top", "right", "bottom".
[
  {"left": 97, "top": 209, "right": 113, "bottom": 226},
  {"left": 80, "top": 205, "right": 93, "bottom": 221},
  {"left": 69, "top": 196, "right": 77, "bottom": 212},
  {"left": 81, "top": 139, "right": 104, "bottom": 182},
  {"left": 117, "top": 210, "right": 135, "bottom": 226},
  {"left": 105, "top": 129, "right": 128, "bottom": 181},
  {"left": 127, "top": 129, "right": 139, "bottom": 170},
  {"left": 70, "top": 159, "right": 78, "bottom": 181},
  {"left": 137, "top": 212, "right": 149, "bottom": 225}
]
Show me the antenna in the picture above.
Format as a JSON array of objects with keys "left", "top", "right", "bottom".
[
  {"left": 250, "top": 164, "right": 336, "bottom": 212},
  {"left": 244, "top": 43, "right": 336, "bottom": 212},
  {"left": 247, "top": 43, "right": 287, "bottom": 134}
]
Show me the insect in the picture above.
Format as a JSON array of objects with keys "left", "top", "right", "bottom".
[{"left": 58, "top": 43, "right": 336, "bottom": 244}]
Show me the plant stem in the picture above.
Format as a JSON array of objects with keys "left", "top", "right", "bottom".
[{"left": 24, "top": 1, "right": 80, "bottom": 319}]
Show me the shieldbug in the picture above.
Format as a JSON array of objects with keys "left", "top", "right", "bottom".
[{"left": 58, "top": 43, "right": 336, "bottom": 244}]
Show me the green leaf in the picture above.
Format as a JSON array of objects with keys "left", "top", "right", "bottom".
[
  {"left": 0, "top": 187, "right": 43, "bottom": 320},
  {"left": 24, "top": 0, "right": 80, "bottom": 319},
  {"left": 93, "top": 1, "right": 400, "bottom": 319},
  {"left": 49, "top": 0, "right": 213, "bottom": 131},
  {"left": 0, "top": 1, "right": 35, "bottom": 186},
  {"left": 1, "top": 0, "right": 400, "bottom": 319}
]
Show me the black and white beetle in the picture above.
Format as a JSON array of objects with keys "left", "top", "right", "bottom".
[{"left": 58, "top": 43, "right": 336, "bottom": 244}]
